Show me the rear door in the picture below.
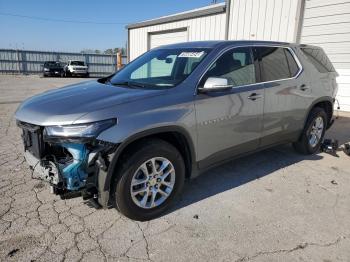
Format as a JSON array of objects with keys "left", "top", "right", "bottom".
[
  {"left": 256, "top": 46, "right": 312, "bottom": 147},
  {"left": 195, "top": 46, "right": 264, "bottom": 168}
]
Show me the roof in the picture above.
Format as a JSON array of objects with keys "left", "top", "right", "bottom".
[
  {"left": 157, "top": 40, "right": 294, "bottom": 49},
  {"left": 126, "top": 2, "right": 226, "bottom": 29}
]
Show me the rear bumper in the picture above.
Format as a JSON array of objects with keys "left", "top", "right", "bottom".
[{"left": 327, "top": 98, "right": 337, "bottom": 129}]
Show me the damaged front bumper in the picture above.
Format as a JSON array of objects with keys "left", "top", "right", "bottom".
[{"left": 18, "top": 120, "right": 118, "bottom": 207}]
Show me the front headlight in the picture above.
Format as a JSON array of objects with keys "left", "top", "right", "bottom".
[
  {"left": 44, "top": 119, "right": 117, "bottom": 138},
  {"left": 44, "top": 68, "right": 50, "bottom": 71}
]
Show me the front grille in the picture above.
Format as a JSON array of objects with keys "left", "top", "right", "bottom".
[
  {"left": 17, "top": 120, "right": 40, "bottom": 131},
  {"left": 17, "top": 121, "right": 45, "bottom": 158}
]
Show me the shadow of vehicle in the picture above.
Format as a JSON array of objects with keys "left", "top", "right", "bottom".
[
  {"left": 167, "top": 114, "right": 350, "bottom": 215},
  {"left": 167, "top": 144, "right": 323, "bottom": 215}
]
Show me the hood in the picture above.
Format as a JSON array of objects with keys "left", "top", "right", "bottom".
[
  {"left": 46, "top": 66, "right": 63, "bottom": 70},
  {"left": 71, "top": 65, "right": 88, "bottom": 69},
  {"left": 15, "top": 80, "right": 164, "bottom": 126}
]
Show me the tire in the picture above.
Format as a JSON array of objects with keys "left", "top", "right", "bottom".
[
  {"left": 112, "top": 139, "right": 185, "bottom": 221},
  {"left": 293, "top": 107, "right": 328, "bottom": 154},
  {"left": 85, "top": 73, "right": 89, "bottom": 78}
]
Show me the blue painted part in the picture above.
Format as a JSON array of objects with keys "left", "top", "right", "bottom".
[{"left": 59, "top": 143, "right": 89, "bottom": 191}]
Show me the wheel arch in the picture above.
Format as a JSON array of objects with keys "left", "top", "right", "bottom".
[
  {"left": 304, "top": 96, "right": 334, "bottom": 129},
  {"left": 104, "top": 126, "right": 197, "bottom": 194}
]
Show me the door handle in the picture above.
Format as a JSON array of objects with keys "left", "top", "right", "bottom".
[
  {"left": 299, "top": 84, "right": 309, "bottom": 91},
  {"left": 248, "top": 93, "right": 262, "bottom": 101}
]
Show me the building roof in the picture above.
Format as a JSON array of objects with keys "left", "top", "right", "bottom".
[
  {"left": 126, "top": 2, "right": 226, "bottom": 29},
  {"left": 156, "top": 40, "right": 294, "bottom": 49}
]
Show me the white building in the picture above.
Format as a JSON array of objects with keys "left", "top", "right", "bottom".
[{"left": 126, "top": 0, "right": 350, "bottom": 111}]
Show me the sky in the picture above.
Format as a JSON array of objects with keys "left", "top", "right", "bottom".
[{"left": 0, "top": 0, "right": 224, "bottom": 52}]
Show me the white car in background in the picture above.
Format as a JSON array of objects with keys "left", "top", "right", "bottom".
[{"left": 64, "top": 60, "right": 89, "bottom": 77}]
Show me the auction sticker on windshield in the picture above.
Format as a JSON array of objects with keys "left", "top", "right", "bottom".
[{"left": 178, "top": 51, "right": 205, "bottom": 58}]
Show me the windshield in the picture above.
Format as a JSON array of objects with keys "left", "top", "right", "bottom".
[
  {"left": 71, "top": 61, "right": 85, "bottom": 66},
  {"left": 110, "top": 48, "right": 210, "bottom": 88},
  {"left": 44, "top": 62, "right": 62, "bottom": 68}
]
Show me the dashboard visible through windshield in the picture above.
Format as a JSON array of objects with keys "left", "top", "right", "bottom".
[{"left": 110, "top": 48, "right": 211, "bottom": 89}]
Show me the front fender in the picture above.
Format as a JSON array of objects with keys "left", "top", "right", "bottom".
[
  {"left": 96, "top": 125, "right": 197, "bottom": 207},
  {"left": 92, "top": 96, "right": 197, "bottom": 207}
]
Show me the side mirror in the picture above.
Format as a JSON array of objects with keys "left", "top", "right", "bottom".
[{"left": 199, "top": 77, "right": 233, "bottom": 93}]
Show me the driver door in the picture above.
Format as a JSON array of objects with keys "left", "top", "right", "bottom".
[{"left": 195, "top": 46, "right": 264, "bottom": 169}]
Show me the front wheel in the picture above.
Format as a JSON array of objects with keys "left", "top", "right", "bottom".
[
  {"left": 293, "top": 107, "right": 327, "bottom": 154},
  {"left": 112, "top": 139, "right": 185, "bottom": 221}
]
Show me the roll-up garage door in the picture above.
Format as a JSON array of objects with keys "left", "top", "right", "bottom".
[
  {"left": 149, "top": 29, "right": 188, "bottom": 50},
  {"left": 301, "top": 0, "right": 350, "bottom": 111}
]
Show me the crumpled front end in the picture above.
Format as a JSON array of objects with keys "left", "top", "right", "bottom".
[
  {"left": 17, "top": 120, "right": 117, "bottom": 207},
  {"left": 59, "top": 143, "right": 89, "bottom": 191}
]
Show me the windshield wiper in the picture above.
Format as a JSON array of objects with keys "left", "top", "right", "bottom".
[{"left": 111, "top": 81, "right": 147, "bottom": 88}]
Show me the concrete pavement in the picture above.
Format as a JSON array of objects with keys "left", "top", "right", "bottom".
[{"left": 0, "top": 75, "right": 349, "bottom": 261}]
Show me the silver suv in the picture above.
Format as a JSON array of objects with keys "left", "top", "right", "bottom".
[{"left": 16, "top": 41, "right": 338, "bottom": 220}]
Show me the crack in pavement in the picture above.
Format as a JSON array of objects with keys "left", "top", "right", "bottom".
[
  {"left": 235, "top": 236, "right": 348, "bottom": 262},
  {"left": 136, "top": 222, "right": 153, "bottom": 262}
]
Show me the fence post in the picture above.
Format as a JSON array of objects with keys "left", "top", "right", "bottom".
[
  {"left": 21, "top": 50, "right": 27, "bottom": 74},
  {"left": 84, "top": 54, "right": 89, "bottom": 75},
  {"left": 117, "top": 51, "right": 122, "bottom": 71},
  {"left": 16, "top": 49, "right": 21, "bottom": 74}
]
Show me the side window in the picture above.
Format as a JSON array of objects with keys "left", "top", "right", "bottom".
[
  {"left": 258, "top": 47, "right": 290, "bottom": 81},
  {"left": 285, "top": 49, "right": 300, "bottom": 77},
  {"left": 301, "top": 48, "right": 335, "bottom": 73},
  {"left": 204, "top": 47, "right": 256, "bottom": 87}
]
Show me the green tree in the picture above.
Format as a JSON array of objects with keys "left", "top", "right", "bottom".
[{"left": 104, "top": 48, "right": 114, "bottom": 55}]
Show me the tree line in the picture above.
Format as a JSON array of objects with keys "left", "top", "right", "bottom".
[{"left": 80, "top": 47, "right": 126, "bottom": 55}]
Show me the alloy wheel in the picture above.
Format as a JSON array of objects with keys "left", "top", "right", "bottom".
[
  {"left": 308, "top": 116, "right": 324, "bottom": 147},
  {"left": 130, "top": 157, "right": 176, "bottom": 209}
]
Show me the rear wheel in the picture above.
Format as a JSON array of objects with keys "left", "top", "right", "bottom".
[
  {"left": 293, "top": 107, "right": 327, "bottom": 154},
  {"left": 112, "top": 139, "right": 185, "bottom": 221}
]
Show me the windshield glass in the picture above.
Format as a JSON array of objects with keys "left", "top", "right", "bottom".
[
  {"left": 110, "top": 48, "right": 211, "bottom": 88},
  {"left": 44, "top": 62, "right": 62, "bottom": 68},
  {"left": 71, "top": 61, "right": 85, "bottom": 66}
]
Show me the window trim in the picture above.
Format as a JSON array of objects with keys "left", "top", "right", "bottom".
[
  {"left": 258, "top": 46, "right": 303, "bottom": 83},
  {"left": 195, "top": 45, "right": 303, "bottom": 95}
]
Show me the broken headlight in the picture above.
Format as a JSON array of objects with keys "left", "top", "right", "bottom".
[{"left": 44, "top": 119, "right": 117, "bottom": 138}]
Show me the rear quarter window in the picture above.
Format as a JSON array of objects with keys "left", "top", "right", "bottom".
[{"left": 301, "top": 48, "right": 335, "bottom": 73}]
